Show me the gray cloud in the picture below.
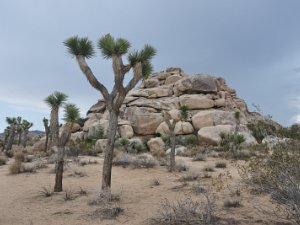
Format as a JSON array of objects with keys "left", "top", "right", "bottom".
[{"left": 1, "top": 0, "right": 300, "bottom": 130}]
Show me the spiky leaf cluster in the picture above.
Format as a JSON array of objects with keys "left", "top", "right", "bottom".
[
  {"left": 128, "top": 44, "right": 156, "bottom": 77},
  {"left": 63, "top": 103, "right": 80, "bottom": 123},
  {"left": 179, "top": 105, "right": 190, "bottom": 121},
  {"left": 44, "top": 91, "right": 68, "bottom": 108},
  {"left": 64, "top": 36, "right": 95, "bottom": 59},
  {"left": 98, "top": 34, "right": 131, "bottom": 59}
]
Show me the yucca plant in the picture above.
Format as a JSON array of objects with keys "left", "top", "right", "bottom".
[
  {"left": 44, "top": 91, "right": 68, "bottom": 146},
  {"left": 54, "top": 103, "right": 80, "bottom": 192},
  {"left": 4, "top": 117, "right": 17, "bottom": 152},
  {"left": 43, "top": 117, "right": 50, "bottom": 151},
  {"left": 64, "top": 34, "right": 156, "bottom": 193},
  {"left": 21, "top": 120, "right": 33, "bottom": 148}
]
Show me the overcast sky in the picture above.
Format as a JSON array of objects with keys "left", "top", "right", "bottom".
[{"left": 0, "top": 0, "right": 300, "bottom": 131}]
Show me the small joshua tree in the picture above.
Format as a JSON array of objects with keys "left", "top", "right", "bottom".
[
  {"left": 44, "top": 92, "right": 68, "bottom": 147},
  {"left": 22, "top": 120, "right": 33, "bottom": 148},
  {"left": 54, "top": 103, "right": 80, "bottom": 192},
  {"left": 4, "top": 117, "right": 17, "bottom": 153},
  {"left": 64, "top": 34, "right": 156, "bottom": 193}
]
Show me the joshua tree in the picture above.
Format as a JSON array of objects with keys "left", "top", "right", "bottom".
[
  {"left": 16, "top": 116, "right": 23, "bottom": 146},
  {"left": 54, "top": 103, "right": 80, "bottom": 192},
  {"left": 22, "top": 120, "right": 33, "bottom": 148},
  {"left": 64, "top": 34, "right": 156, "bottom": 192},
  {"left": 234, "top": 111, "right": 240, "bottom": 135},
  {"left": 44, "top": 92, "right": 68, "bottom": 147},
  {"left": 43, "top": 117, "right": 50, "bottom": 151},
  {"left": 4, "top": 117, "right": 17, "bottom": 152},
  {"left": 2, "top": 127, "right": 10, "bottom": 151}
]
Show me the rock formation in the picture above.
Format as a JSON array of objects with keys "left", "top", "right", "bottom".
[{"left": 76, "top": 67, "right": 261, "bottom": 147}]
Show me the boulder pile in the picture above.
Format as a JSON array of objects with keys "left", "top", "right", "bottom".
[{"left": 73, "top": 67, "right": 260, "bottom": 152}]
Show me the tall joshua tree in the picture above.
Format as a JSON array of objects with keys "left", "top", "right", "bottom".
[
  {"left": 5, "top": 117, "right": 17, "bottom": 152},
  {"left": 54, "top": 103, "right": 80, "bottom": 192},
  {"left": 43, "top": 117, "right": 50, "bottom": 151},
  {"left": 64, "top": 34, "right": 156, "bottom": 192},
  {"left": 44, "top": 92, "right": 68, "bottom": 147},
  {"left": 16, "top": 116, "right": 23, "bottom": 146},
  {"left": 22, "top": 120, "right": 33, "bottom": 148}
]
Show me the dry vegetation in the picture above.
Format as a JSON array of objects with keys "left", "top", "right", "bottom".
[{"left": 0, "top": 140, "right": 297, "bottom": 225}]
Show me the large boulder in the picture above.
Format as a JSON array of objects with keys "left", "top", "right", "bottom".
[
  {"left": 118, "top": 125, "right": 134, "bottom": 138},
  {"left": 125, "top": 107, "right": 164, "bottom": 135},
  {"left": 165, "top": 74, "right": 182, "bottom": 85},
  {"left": 174, "top": 121, "right": 194, "bottom": 135},
  {"left": 87, "top": 100, "right": 106, "bottom": 114},
  {"left": 198, "top": 125, "right": 234, "bottom": 144},
  {"left": 166, "top": 146, "right": 187, "bottom": 155},
  {"left": 143, "top": 77, "right": 159, "bottom": 88},
  {"left": 156, "top": 121, "right": 170, "bottom": 135},
  {"left": 173, "top": 77, "right": 193, "bottom": 96},
  {"left": 179, "top": 94, "right": 215, "bottom": 110},
  {"left": 94, "top": 139, "right": 108, "bottom": 153},
  {"left": 70, "top": 131, "right": 84, "bottom": 142},
  {"left": 128, "top": 97, "right": 179, "bottom": 111},
  {"left": 192, "top": 110, "right": 236, "bottom": 130},
  {"left": 190, "top": 74, "right": 218, "bottom": 93},
  {"left": 147, "top": 137, "right": 165, "bottom": 157}
]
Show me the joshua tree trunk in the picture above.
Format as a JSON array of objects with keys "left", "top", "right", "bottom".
[
  {"left": 22, "top": 131, "right": 28, "bottom": 148},
  {"left": 101, "top": 109, "right": 119, "bottom": 191},
  {"left": 45, "top": 131, "right": 49, "bottom": 152},
  {"left": 54, "top": 146, "right": 65, "bottom": 192},
  {"left": 169, "top": 131, "right": 176, "bottom": 172},
  {"left": 17, "top": 132, "right": 22, "bottom": 146},
  {"left": 50, "top": 107, "right": 59, "bottom": 147},
  {"left": 5, "top": 126, "right": 16, "bottom": 152},
  {"left": 54, "top": 123, "right": 72, "bottom": 192}
]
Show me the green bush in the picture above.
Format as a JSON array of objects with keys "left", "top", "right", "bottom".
[
  {"left": 240, "top": 140, "right": 300, "bottom": 224},
  {"left": 247, "top": 120, "right": 276, "bottom": 143},
  {"left": 184, "top": 134, "right": 198, "bottom": 146}
]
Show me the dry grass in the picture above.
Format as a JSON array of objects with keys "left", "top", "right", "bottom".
[
  {"left": 178, "top": 172, "right": 199, "bottom": 182},
  {"left": 215, "top": 161, "right": 227, "bottom": 168},
  {"left": 9, "top": 161, "right": 24, "bottom": 174},
  {"left": 113, "top": 153, "right": 158, "bottom": 169},
  {"left": 0, "top": 155, "right": 7, "bottom": 166},
  {"left": 14, "top": 151, "right": 25, "bottom": 162}
]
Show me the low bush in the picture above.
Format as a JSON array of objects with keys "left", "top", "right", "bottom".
[
  {"left": 224, "top": 199, "right": 241, "bottom": 208},
  {"left": 215, "top": 161, "right": 227, "bottom": 168},
  {"left": 203, "top": 166, "right": 215, "bottom": 172},
  {"left": 192, "top": 153, "right": 207, "bottom": 161},
  {"left": 113, "top": 153, "right": 158, "bottom": 169},
  {"left": 172, "top": 160, "right": 189, "bottom": 172},
  {"left": 0, "top": 155, "right": 7, "bottom": 165},
  {"left": 14, "top": 151, "right": 25, "bottom": 162},
  {"left": 149, "top": 196, "right": 215, "bottom": 224},
  {"left": 178, "top": 172, "right": 199, "bottom": 182},
  {"left": 9, "top": 161, "right": 24, "bottom": 174},
  {"left": 39, "top": 186, "right": 53, "bottom": 197}
]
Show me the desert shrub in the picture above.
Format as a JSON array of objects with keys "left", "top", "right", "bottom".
[
  {"left": 149, "top": 196, "right": 215, "bottom": 225},
  {"left": 14, "top": 151, "right": 25, "bottom": 162},
  {"left": 173, "top": 160, "right": 189, "bottom": 172},
  {"left": 279, "top": 123, "right": 300, "bottom": 140},
  {"left": 64, "top": 188, "right": 76, "bottom": 201},
  {"left": 191, "top": 182, "right": 206, "bottom": 195},
  {"left": 113, "top": 153, "right": 158, "bottom": 168},
  {"left": 92, "top": 206, "right": 123, "bottom": 220},
  {"left": 23, "top": 164, "right": 37, "bottom": 173},
  {"left": 39, "top": 186, "right": 53, "bottom": 197},
  {"left": 192, "top": 153, "right": 207, "bottom": 161},
  {"left": 223, "top": 199, "right": 241, "bottom": 208},
  {"left": 131, "top": 153, "right": 158, "bottom": 168},
  {"left": 77, "top": 187, "right": 88, "bottom": 196},
  {"left": 69, "top": 165, "right": 86, "bottom": 177},
  {"left": 239, "top": 140, "right": 300, "bottom": 224},
  {"left": 79, "top": 158, "right": 98, "bottom": 166},
  {"left": 203, "top": 166, "right": 215, "bottom": 172},
  {"left": 207, "top": 150, "right": 219, "bottom": 158},
  {"left": 0, "top": 155, "right": 7, "bottom": 165},
  {"left": 178, "top": 172, "right": 199, "bottom": 182},
  {"left": 215, "top": 161, "right": 227, "bottom": 168},
  {"left": 179, "top": 105, "right": 190, "bottom": 121},
  {"left": 115, "top": 137, "right": 130, "bottom": 152},
  {"left": 203, "top": 173, "right": 212, "bottom": 179},
  {"left": 9, "top": 161, "right": 24, "bottom": 174},
  {"left": 152, "top": 178, "right": 160, "bottom": 186},
  {"left": 247, "top": 120, "right": 277, "bottom": 143},
  {"left": 184, "top": 134, "right": 198, "bottom": 146}
]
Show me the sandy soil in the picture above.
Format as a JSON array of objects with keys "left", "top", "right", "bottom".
[{"left": 0, "top": 155, "right": 292, "bottom": 225}]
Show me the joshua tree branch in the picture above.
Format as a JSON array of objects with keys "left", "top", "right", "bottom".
[
  {"left": 76, "top": 55, "right": 110, "bottom": 101},
  {"left": 125, "top": 62, "right": 142, "bottom": 94}
]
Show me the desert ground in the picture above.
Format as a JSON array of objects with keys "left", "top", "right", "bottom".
[{"left": 0, "top": 153, "right": 292, "bottom": 225}]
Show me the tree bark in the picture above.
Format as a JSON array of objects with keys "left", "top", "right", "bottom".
[
  {"left": 101, "top": 109, "right": 119, "bottom": 192},
  {"left": 22, "top": 131, "right": 28, "bottom": 148},
  {"left": 17, "top": 132, "right": 22, "bottom": 146},
  {"left": 54, "top": 123, "right": 72, "bottom": 192},
  {"left": 50, "top": 107, "right": 59, "bottom": 147},
  {"left": 169, "top": 131, "right": 176, "bottom": 172},
  {"left": 54, "top": 146, "right": 64, "bottom": 192}
]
